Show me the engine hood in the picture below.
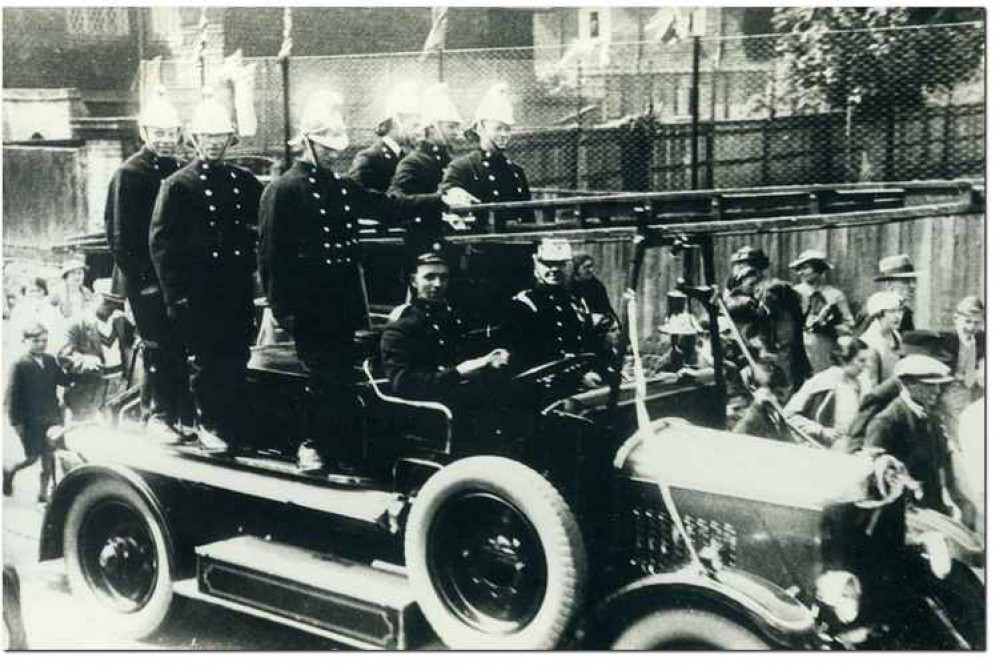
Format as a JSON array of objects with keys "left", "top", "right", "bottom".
[{"left": 617, "top": 418, "right": 876, "bottom": 510}]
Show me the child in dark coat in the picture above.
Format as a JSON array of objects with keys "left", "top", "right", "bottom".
[{"left": 4, "top": 322, "right": 69, "bottom": 501}]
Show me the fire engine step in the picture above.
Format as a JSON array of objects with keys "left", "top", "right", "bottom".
[{"left": 191, "top": 536, "right": 428, "bottom": 650}]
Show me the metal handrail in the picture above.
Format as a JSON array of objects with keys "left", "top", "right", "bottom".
[{"left": 361, "top": 359, "right": 454, "bottom": 455}]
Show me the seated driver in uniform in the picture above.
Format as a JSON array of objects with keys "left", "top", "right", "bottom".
[
  {"left": 380, "top": 242, "right": 510, "bottom": 403},
  {"left": 506, "top": 238, "right": 607, "bottom": 388}
]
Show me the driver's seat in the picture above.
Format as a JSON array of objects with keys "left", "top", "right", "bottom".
[{"left": 362, "top": 359, "right": 454, "bottom": 455}]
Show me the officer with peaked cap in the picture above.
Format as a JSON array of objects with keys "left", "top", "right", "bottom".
[
  {"left": 105, "top": 86, "right": 189, "bottom": 444},
  {"left": 349, "top": 80, "right": 423, "bottom": 192},
  {"left": 259, "top": 89, "right": 462, "bottom": 474},
  {"left": 441, "top": 82, "right": 532, "bottom": 227},
  {"left": 149, "top": 91, "right": 264, "bottom": 454},
  {"left": 380, "top": 240, "right": 509, "bottom": 403},
  {"left": 864, "top": 354, "right": 972, "bottom": 518},
  {"left": 506, "top": 238, "right": 604, "bottom": 384}
]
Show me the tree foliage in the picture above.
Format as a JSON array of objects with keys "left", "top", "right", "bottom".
[{"left": 769, "top": 7, "right": 983, "bottom": 116}]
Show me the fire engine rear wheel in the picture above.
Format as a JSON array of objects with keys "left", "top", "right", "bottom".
[
  {"left": 63, "top": 478, "right": 177, "bottom": 640},
  {"left": 405, "top": 456, "right": 586, "bottom": 649},
  {"left": 612, "top": 608, "right": 769, "bottom": 650}
]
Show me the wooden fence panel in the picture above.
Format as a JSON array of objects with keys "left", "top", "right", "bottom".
[
  {"left": 574, "top": 210, "right": 983, "bottom": 341},
  {"left": 2, "top": 146, "right": 88, "bottom": 250}
]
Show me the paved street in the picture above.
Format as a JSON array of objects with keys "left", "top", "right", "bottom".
[{"left": 3, "top": 473, "right": 340, "bottom": 650}]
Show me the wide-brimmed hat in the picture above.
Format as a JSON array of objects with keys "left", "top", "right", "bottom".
[
  {"left": 894, "top": 354, "right": 954, "bottom": 384},
  {"left": 901, "top": 330, "right": 954, "bottom": 366},
  {"left": 954, "top": 295, "right": 984, "bottom": 319},
  {"left": 873, "top": 254, "right": 920, "bottom": 281},
  {"left": 60, "top": 258, "right": 86, "bottom": 277},
  {"left": 730, "top": 246, "right": 770, "bottom": 271},
  {"left": 789, "top": 249, "right": 833, "bottom": 271}
]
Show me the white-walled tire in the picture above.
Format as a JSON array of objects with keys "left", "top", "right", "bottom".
[
  {"left": 612, "top": 608, "right": 769, "bottom": 650},
  {"left": 63, "top": 478, "right": 177, "bottom": 640},
  {"left": 405, "top": 456, "right": 586, "bottom": 649}
]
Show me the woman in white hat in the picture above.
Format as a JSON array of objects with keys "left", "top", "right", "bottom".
[
  {"left": 790, "top": 250, "right": 855, "bottom": 373},
  {"left": 50, "top": 258, "right": 97, "bottom": 321},
  {"left": 859, "top": 291, "right": 904, "bottom": 385}
]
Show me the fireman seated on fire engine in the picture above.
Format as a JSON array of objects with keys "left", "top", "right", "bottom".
[
  {"left": 380, "top": 241, "right": 510, "bottom": 405},
  {"left": 505, "top": 238, "right": 611, "bottom": 389}
]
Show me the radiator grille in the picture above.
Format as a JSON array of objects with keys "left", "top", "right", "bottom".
[{"left": 628, "top": 507, "right": 738, "bottom": 574}]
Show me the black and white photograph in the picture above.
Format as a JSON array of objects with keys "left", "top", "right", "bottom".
[{"left": 0, "top": 2, "right": 988, "bottom": 652}]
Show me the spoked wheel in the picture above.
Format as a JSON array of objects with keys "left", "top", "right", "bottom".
[
  {"left": 64, "top": 478, "right": 178, "bottom": 639},
  {"left": 428, "top": 491, "right": 548, "bottom": 635},
  {"left": 406, "top": 456, "right": 586, "bottom": 649}
]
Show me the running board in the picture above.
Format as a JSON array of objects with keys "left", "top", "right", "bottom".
[{"left": 184, "top": 536, "right": 430, "bottom": 649}]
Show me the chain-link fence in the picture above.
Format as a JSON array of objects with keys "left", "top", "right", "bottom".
[{"left": 141, "top": 20, "right": 984, "bottom": 192}]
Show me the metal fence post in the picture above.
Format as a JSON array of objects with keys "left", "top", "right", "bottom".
[{"left": 690, "top": 36, "right": 701, "bottom": 189}]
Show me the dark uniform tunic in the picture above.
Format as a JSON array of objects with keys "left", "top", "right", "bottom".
[
  {"left": 348, "top": 138, "right": 402, "bottom": 193},
  {"left": 104, "top": 146, "right": 186, "bottom": 425},
  {"left": 441, "top": 147, "right": 531, "bottom": 226},
  {"left": 388, "top": 140, "right": 451, "bottom": 249},
  {"left": 380, "top": 299, "right": 466, "bottom": 401},
  {"left": 149, "top": 159, "right": 263, "bottom": 436},
  {"left": 257, "top": 160, "right": 443, "bottom": 462},
  {"left": 506, "top": 286, "right": 598, "bottom": 372},
  {"left": 389, "top": 141, "right": 451, "bottom": 196}
]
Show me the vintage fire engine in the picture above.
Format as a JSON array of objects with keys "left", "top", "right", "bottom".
[{"left": 40, "top": 182, "right": 984, "bottom": 649}]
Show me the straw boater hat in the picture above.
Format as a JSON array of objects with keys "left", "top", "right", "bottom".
[
  {"left": 789, "top": 249, "right": 833, "bottom": 272},
  {"left": 873, "top": 254, "right": 920, "bottom": 281},
  {"left": 893, "top": 354, "right": 954, "bottom": 384}
]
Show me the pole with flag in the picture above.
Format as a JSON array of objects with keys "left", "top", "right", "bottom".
[
  {"left": 195, "top": 8, "right": 209, "bottom": 95},
  {"left": 420, "top": 7, "right": 448, "bottom": 82},
  {"left": 279, "top": 6, "right": 293, "bottom": 170}
]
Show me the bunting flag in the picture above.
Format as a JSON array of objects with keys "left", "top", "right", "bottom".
[
  {"left": 646, "top": 7, "right": 686, "bottom": 45},
  {"left": 419, "top": 7, "right": 448, "bottom": 62},
  {"left": 278, "top": 6, "right": 293, "bottom": 60}
]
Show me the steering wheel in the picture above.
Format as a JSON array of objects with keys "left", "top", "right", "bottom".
[{"left": 512, "top": 353, "right": 600, "bottom": 391}]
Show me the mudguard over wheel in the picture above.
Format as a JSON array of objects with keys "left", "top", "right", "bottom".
[
  {"left": 612, "top": 608, "right": 769, "bottom": 650},
  {"left": 405, "top": 456, "right": 586, "bottom": 649},
  {"left": 63, "top": 477, "right": 178, "bottom": 640}
]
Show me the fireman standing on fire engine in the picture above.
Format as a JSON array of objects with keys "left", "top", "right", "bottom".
[
  {"left": 105, "top": 87, "right": 189, "bottom": 444},
  {"left": 349, "top": 81, "right": 423, "bottom": 193},
  {"left": 258, "top": 90, "right": 473, "bottom": 474},
  {"left": 149, "top": 92, "right": 263, "bottom": 453},
  {"left": 441, "top": 82, "right": 531, "bottom": 227}
]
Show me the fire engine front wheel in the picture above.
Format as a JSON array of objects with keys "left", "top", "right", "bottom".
[
  {"left": 63, "top": 477, "right": 178, "bottom": 640},
  {"left": 405, "top": 456, "right": 586, "bottom": 649},
  {"left": 612, "top": 608, "right": 769, "bottom": 650}
]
